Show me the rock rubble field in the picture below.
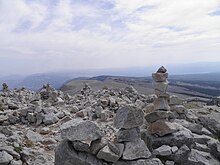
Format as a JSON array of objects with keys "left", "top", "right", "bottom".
[{"left": 0, "top": 67, "right": 220, "bottom": 165}]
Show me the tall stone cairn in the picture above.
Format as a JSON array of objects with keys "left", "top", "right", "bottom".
[{"left": 145, "top": 66, "right": 178, "bottom": 137}]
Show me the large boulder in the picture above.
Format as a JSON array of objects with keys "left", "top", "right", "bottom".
[
  {"left": 114, "top": 105, "right": 144, "bottom": 129},
  {"left": 60, "top": 118, "right": 102, "bottom": 142}
]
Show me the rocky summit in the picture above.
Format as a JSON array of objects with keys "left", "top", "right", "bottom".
[{"left": 0, "top": 67, "right": 220, "bottom": 165}]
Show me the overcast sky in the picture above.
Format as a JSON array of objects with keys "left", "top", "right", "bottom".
[{"left": 0, "top": 0, "right": 220, "bottom": 75}]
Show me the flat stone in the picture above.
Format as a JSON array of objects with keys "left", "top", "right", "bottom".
[
  {"left": 145, "top": 111, "right": 172, "bottom": 123},
  {"left": 154, "top": 98, "right": 170, "bottom": 111},
  {"left": 60, "top": 118, "right": 102, "bottom": 142},
  {"left": 148, "top": 120, "right": 178, "bottom": 137},
  {"left": 116, "top": 128, "right": 140, "bottom": 142},
  {"left": 114, "top": 105, "right": 144, "bottom": 129},
  {"left": 122, "top": 139, "right": 151, "bottom": 160}
]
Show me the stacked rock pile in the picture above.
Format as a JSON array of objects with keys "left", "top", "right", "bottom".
[
  {"left": 55, "top": 105, "right": 163, "bottom": 165},
  {"left": 145, "top": 66, "right": 178, "bottom": 137}
]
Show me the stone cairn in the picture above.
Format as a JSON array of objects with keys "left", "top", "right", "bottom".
[
  {"left": 145, "top": 66, "right": 178, "bottom": 137},
  {"left": 55, "top": 105, "right": 162, "bottom": 165},
  {"left": 2, "top": 83, "right": 9, "bottom": 92}
]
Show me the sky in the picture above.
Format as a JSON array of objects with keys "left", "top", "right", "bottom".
[{"left": 0, "top": 0, "right": 220, "bottom": 75}]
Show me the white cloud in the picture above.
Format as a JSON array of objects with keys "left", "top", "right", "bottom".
[{"left": 0, "top": 0, "right": 220, "bottom": 74}]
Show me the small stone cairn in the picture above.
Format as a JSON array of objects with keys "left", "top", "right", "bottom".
[
  {"left": 145, "top": 66, "right": 178, "bottom": 137},
  {"left": 2, "top": 83, "right": 9, "bottom": 92},
  {"left": 55, "top": 105, "right": 163, "bottom": 164}
]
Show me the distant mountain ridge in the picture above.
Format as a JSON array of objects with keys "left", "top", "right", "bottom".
[{"left": 0, "top": 62, "right": 220, "bottom": 91}]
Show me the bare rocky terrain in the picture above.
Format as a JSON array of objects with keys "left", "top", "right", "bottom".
[{"left": 0, "top": 67, "right": 220, "bottom": 165}]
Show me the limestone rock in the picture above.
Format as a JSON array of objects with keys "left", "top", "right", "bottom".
[
  {"left": 9, "top": 160, "right": 22, "bottom": 165},
  {"left": 165, "top": 161, "right": 175, "bottom": 165},
  {"left": 113, "top": 158, "right": 163, "bottom": 165},
  {"left": 152, "top": 73, "right": 168, "bottom": 82},
  {"left": 171, "top": 145, "right": 190, "bottom": 164},
  {"left": 145, "top": 111, "right": 172, "bottom": 123},
  {"left": 153, "top": 145, "right": 172, "bottom": 156},
  {"left": 114, "top": 105, "right": 144, "bottom": 129},
  {"left": 0, "top": 151, "right": 13, "bottom": 165},
  {"left": 169, "top": 95, "right": 183, "bottom": 105},
  {"left": 157, "top": 66, "right": 167, "bottom": 73},
  {"left": 72, "top": 141, "right": 90, "bottom": 152},
  {"left": 60, "top": 118, "right": 102, "bottom": 142},
  {"left": 55, "top": 140, "right": 107, "bottom": 165},
  {"left": 25, "top": 129, "right": 43, "bottom": 143},
  {"left": 187, "top": 149, "right": 220, "bottom": 165},
  {"left": 143, "top": 125, "right": 194, "bottom": 150},
  {"left": 171, "top": 105, "right": 187, "bottom": 114},
  {"left": 122, "top": 139, "right": 151, "bottom": 160},
  {"left": 90, "top": 138, "right": 108, "bottom": 155},
  {"left": 154, "top": 81, "right": 168, "bottom": 94},
  {"left": 97, "top": 144, "right": 123, "bottom": 163},
  {"left": 148, "top": 120, "right": 178, "bottom": 136},
  {"left": 116, "top": 128, "right": 140, "bottom": 142},
  {"left": 43, "top": 113, "right": 59, "bottom": 125},
  {"left": 154, "top": 98, "right": 170, "bottom": 111}
]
